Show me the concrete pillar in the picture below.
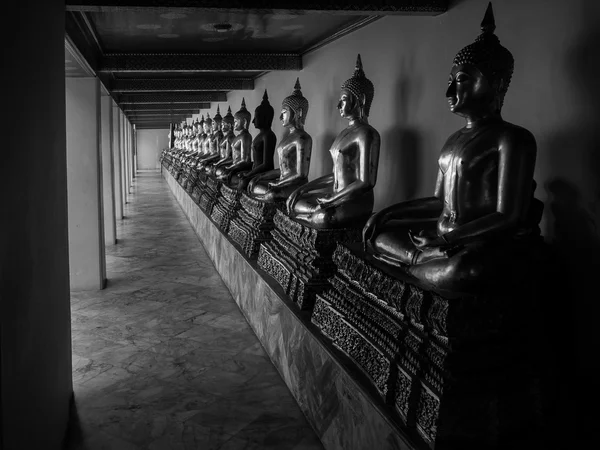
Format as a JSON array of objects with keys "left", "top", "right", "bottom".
[
  {"left": 1, "top": 0, "right": 73, "bottom": 448},
  {"left": 131, "top": 125, "right": 137, "bottom": 178},
  {"left": 120, "top": 111, "right": 128, "bottom": 205},
  {"left": 112, "top": 102, "right": 123, "bottom": 220},
  {"left": 101, "top": 94, "right": 116, "bottom": 245},
  {"left": 65, "top": 77, "right": 106, "bottom": 290},
  {"left": 127, "top": 121, "right": 133, "bottom": 191}
]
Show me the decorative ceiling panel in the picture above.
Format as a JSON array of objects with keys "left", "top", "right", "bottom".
[
  {"left": 88, "top": 10, "right": 370, "bottom": 53},
  {"left": 112, "top": 77, "right": 254, "bottom": 92},
  {"left": 66, "top": 1, "right": 448, "bottom": 15}
]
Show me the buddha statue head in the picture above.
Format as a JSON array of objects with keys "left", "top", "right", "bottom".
[
  {"left": 281, "top": 78, "right": 309, "bottom": 129},
  {"left": 234, "top": 98, "right": 251, "bottom": 132},
  {"left": 252, "top": 90, "right": 275, "bottom": 130},
  {"left": 193, "top": 117, "right": 200, "bottom": 134},
  {"left": 339, "top": 54, "right": 374, "bottom": 122},
  {"left": 222, "top": 106, "right": 234, "bottom": 133},
  {"left": 213, "top": 105, "right": 223, "bottom": 133},
  {"left": 447, "top": 2, "right": 514, "bottom": 117},
  {"left": 203, "top": 112, "right": 213, "bottom": 135}
]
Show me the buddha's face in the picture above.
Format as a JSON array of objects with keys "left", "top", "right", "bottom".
[
  {"left": 213, "top": 120, "right": 222, "bottom": 133},
  {"left": 203, "top": 123, "right": 211, "bottom": 134},
  {"left": 234, "top": 117, "right": 244, "bottom": 132},
  {"left": 446, "top": 64, "right": 495, "bottom": 118},
  {"left": 280, "top": 106, "right": 294, "bottom": 128},
  {"left": 337, "top": 89, "right": 358, "bottom": 120},
  {"left": 222, "top": 121, "right": 232, "bottom": 133}
]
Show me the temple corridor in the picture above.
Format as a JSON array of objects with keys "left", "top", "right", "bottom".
[{"left": 67, "top": 170, "right": 323, "bottom": 450}]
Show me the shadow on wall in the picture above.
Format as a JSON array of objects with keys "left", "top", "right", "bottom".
[
  {"left": 538, "top": 1, "right": 600, "bottom": 445},
  {"left": 376, "top": 57, "right": 424, "bottom": 210}
]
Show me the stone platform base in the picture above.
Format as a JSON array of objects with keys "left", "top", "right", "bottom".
[
  {"left": 257, "top": 210, "right": 362, "bottom": 311},
  {"left": 162, "top": 167, "right": 417, "bottom": 450},
  {"left": 197, "top": 175, "right": 220, "bottom": 214},
  {"left": 313, "top": 243, "right": 540, "bottom": 449},
  {"left": 228, "top": 192, "right": 282, "bottom": 259},
  {"left": 211, "top": 183, "right": 241, "bottom": 233}
]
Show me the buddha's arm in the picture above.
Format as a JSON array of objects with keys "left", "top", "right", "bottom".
[
  {"left": 272, "top": 137, "right": 312, "bottom": 188},
  {"left": 244, "top": 135, "right": 276, "bottom": 178},
  {"left": 424, "top": 135, "right": 536, "bottom": 248},
  {"left": 320, "top": 135, "right": 378, "bottom": 207}
]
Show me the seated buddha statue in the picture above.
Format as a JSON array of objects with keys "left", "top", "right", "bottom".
[
  {"left": 200, "top": 113, "right": 212, "bottom": 157},
  {"left": 204, "top": 106, "right": 235, "bottom": 173},
  {"left": 363, "top": 3, "right": 543, "bottom": 294},
  {"left": 248, "top": 79, "right": 312, "bottom": 202},
  {"left": 216, "top": 98, "right": 253, "bottom": 182},
  {"left": 192, "top": 116, "right": 204, "bottom": 153},
  {"left": 286, "top": 55, "right": 380, "bottom": 229},
  {"left": 234, "top": 90, "right": 277, "bottom": 191},
  {"left": 197, "top": 109, "right": 222, "bottom": 168}
]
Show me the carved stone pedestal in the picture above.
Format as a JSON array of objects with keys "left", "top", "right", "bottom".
[
  {"left": 229, "top": 193, "right": 283, "bottom": 259},
  {"left": 197, "top": 175, "right": 220, "bottom": 214},
  {"left": 211, "top": 184, "right": 241, "bottom": 233},
  {"left": 257, "top": 210, "right": 362, "bottom": 311},
  {"left": 312, "top": 243, "right": 540, "bottom": 450}
]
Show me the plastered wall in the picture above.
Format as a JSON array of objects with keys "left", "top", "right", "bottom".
[{"left": 137, "top": 129, "right": 169, "bottom": 169}]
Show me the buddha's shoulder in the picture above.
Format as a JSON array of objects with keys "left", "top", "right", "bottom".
[
  {"left": 495, "top": 121, "right": 536, "bottom": 148},
  {"left": 353, "top": 122, "right": 380, "bottom": 139}
]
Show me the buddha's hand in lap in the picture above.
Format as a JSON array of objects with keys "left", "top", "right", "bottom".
[
  {"left": 408, "top": 230, "right": 446, "bottom": 249},
  {"left": 362, "top": 213, "right": 381, "bottom": 251}
]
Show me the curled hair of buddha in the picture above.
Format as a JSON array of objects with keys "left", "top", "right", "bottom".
[
  {"left": 223, "top": 106, "right": 234, "bottom": 126},
  {"left": 282, "top": 78, "right": 309, "bottom": 126},
  {"left": 234, "top": 97, "right": 251, "bottom": 126},
  {"left": 341, "top": 54, "right": 375, "bottom": 118},
  {"left": 204, "top": 112, "right": 213, "bottom": 126},
  {"left": 452, "top": 2, "right": 514, "bottom": 111},
  {"left": 255, "top": 90, "right": 275, "bottom": 127},
  {"left": 213, "top": 105, "right": 223, "bottom": 123},
  {"left": 199, "top": 114, "right": 205, "bottom": 127}
]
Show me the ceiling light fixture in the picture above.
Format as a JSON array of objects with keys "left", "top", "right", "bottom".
[{"left": 213, "top": 23, "right": 233, "bottom": 33}]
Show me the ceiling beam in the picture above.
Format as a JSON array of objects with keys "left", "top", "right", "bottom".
[
  {"left": 66, "top": 1, "right": 448, "bottom": 15},
  {"left": 127, "top": 110, "right": 199, "bottom": 116},
  {"left": 118, "top": 92, "right": 227, "bottom": 104},
  {"left": 123, "top": 103, "right": 211, "bottom": 111},
  {"left": 112, "top": 78, "right": 254, "bottom": 93},
  {"left": 100, "top": 54, "right": 301, "bottom": 73}
]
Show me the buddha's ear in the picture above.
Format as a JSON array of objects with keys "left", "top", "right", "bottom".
[{"left": 297, "top": 108, "right": 303, "bottom": 120}]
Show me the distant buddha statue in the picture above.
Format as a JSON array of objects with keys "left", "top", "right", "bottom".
[
  {"left": 190, "top": 118, "right": 199, "bottom": 152},
  {"left": 233, "top": 90, "right": 277, "bottom": 191},
  {"left": 200, "top": 113, "right": 213, "bottom": 156},
  {"left": 209, "top": 106, "right": 223, "bottom": 155},
  {"left": 363, "top": 3, "right": 543, "bottom": 293},
  {"left": 286, "top": 55, "right": 380, "bottom": 229},
  {"left": 200, "top": 106, "right": 233, "bottom": 171},
  {"left": 216, "top": 98, "right": 252, "bottom": 182},
  {"left": 248, "top": 79, "right": 312, "bottom": 202},
  {"left": 193, "top": 116, "right": 205, "bottom": 152}
]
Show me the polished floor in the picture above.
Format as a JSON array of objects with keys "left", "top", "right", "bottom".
[{"left": 67, "top": 170, "right": 323, "bottom": 450}]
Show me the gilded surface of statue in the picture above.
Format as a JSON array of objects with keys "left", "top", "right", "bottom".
[
  {"left": 363, "top": 3, "right": 543, "bottom": 294},
  {"left": 216, "top": 98, "right": 253, "bottom": 182},
  {"left": 286, "top": 55, "right": 380, "bottom": 229},
  {"left": 248, "top": 79, "right": 312, "bottom": 202},
  {"left": 234, "top": 90, "right": 277, "bottom": 191}
]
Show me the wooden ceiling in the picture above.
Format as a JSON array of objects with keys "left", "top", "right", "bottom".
[{"left": 65, "top": 1, "right": 448, "bottom": 129}]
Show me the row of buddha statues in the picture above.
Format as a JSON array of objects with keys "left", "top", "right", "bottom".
[
  {"left": 161, "top": 4, "right": 544, "bottom": 447},
  {"left": 163, "top": 1, "right": 543, "bottom": 297}
]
